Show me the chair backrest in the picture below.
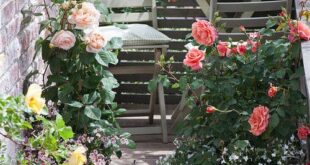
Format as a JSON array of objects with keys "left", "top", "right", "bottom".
[
  {"left": 101, "top": 0, "right": 158, "bottom": 28},
  {"left": 209, "top": 0, "right": 293, "bottom": 40}
]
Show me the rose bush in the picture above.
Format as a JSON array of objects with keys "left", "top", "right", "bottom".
[
  {"left": 153, "top": 9, "right": 309, "bottom": 164},
  {"left": 31, "top": 0, "right": 134, "bottom": 164}
]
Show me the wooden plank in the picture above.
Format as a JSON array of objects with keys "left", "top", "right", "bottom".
[
  {"left": 160, "top": 29, "right": 191, "bottom": 39},
  {"left": 218, "top": 17, "right": 274, "bottom": 28},
  {"left": 118, "top": 51, "right": 187, "bottom": 61},
  {"left": 158, "top": 18, "right": 200, "bottom": 28},
  {"left": 123, "top": 126, "right": 162, "bottom": 134},
  {"left": 295, "top": 0, "right": 310, "bottom": 118},
  {"left": 115, "top": 94, "right": 181, "bottom": 104},
  {"left": 102, "top": 0, "right": 152, "bottom": 8},
  {"left": 217, "top": 1, "right": 287, "bottom": 12},
  {"left": 169, "top": 40, "right": 187, "bottom": 50},
  {"left": 116, "top": 83, "right": 180, "bottom": 94},
  {"left": 109, "top": 66, "right": 154, "bottom": 74},
  {"left": 196, "top": 0, "right": 210, "bottom": 17},
  {"left": 218, "top": 32, "right": 285, "bottom": 40},
  {"left": 157, "top": 7, "right": 205, "bottom": 17},
  {"left": 109, "top": 12, "right": 153, "bottom": 23},
  {"left": 165, "top": 0, "right": 199, "bottom": 7}
]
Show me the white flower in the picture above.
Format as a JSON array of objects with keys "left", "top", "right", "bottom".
[
  {"left": 271, "top": 153, "right": 276, "bottom": 157},
  {"left": 229, "top": 153, "right": 239, "bottom": 161},
  {"left": 243, "top": 156, "right": 248, "bottom": 161}
]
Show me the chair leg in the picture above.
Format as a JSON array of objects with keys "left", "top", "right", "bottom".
[
  {"left": 149, "top": 48, "right": 165, "bottom": 124},
  {"left": 158, "top": 83, "right": 168, "bottom": 143}
]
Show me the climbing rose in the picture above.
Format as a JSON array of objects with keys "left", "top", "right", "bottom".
[
  {"left": 206, "top": 106, "right": 215, "bottom": 113},
  {"left": 68, "top": 2, "right": 100, "bottom": 29},
  {"left": 247, "top": 40, "right": 260, "bottom": 53},
  {"left": 50, "top": 30, "right": 76, "bottom": 50},
  {"left": 239, "top": 25, "right": 246, "bottom": 32},
  {"left": 268, "top": 85, "right": 278, "bottom": 98},
  {"left": 237, "top": 42, "right": 247, "bottom": 55},
  {"left": 192, "top": 20, "right": 218, "bottom": 46},
  {"left": 25, "top": 84, "right": 45, "bottom": 115},
  {"left": 216, "top": 41, "right": 231, "bottom": 57},
  {"left": 297, "top": 125, "right": 310, "bottom": 140},
  {"left": 85, "top": 30, "right": 107, "bottom": 53},
  {"left": 248, "top": 106, "right": 270, "bottom": 136},
  {"left": 183, "top": 48, "right": 205, "bottom": 71}
]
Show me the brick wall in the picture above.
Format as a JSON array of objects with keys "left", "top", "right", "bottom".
[{"left": 0, "top": 0, "right": 46, "bottom": 96}]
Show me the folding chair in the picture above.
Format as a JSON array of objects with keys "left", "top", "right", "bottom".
[{"left": 99, "top": 0, "right": 171, "bottom": 143}]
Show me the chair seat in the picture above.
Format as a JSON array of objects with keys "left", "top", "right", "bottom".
[{"left": 98, "top": 24, "right": 171, "bottom": 46}]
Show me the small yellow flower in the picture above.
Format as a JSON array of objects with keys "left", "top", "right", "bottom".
[
  {"left": 25, "top": 84, "right": 45, "bottom": 114},
  {"left": 67, "top": 146, "right": 87, "bottom": 165}
]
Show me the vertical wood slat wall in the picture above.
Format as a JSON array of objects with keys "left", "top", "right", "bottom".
[{"left": 115, "top": 0, "right": 206, "bottom": 105}]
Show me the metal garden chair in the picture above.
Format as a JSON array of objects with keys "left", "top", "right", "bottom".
[{"left": 99, "top": 0, "right": 171, "bottom": 143}]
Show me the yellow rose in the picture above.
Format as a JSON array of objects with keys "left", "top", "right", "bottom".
[
  {"left": 25, "top": 84, "right": 45, "bottom": 114},
  {"left": 67, "top": 146, "right": 87, "bottom": 165}
]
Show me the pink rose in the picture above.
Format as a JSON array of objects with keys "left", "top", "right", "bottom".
[
  {"left": 192, "top": 20, "right": 218, "bottom": 46},
  {"left": 297, "top": 21, "right": 310, "bottom": 40},
  {"left": 297, "top": 125, "right": 310, "bottom": 140},
  {"left": 50, "top": 30, "right": 76, "bottom": 50},
  {"left": 216, "top": 41, "right": 231, "bottom": 57},
  {"left": 85, "top": 30, "right": 107, "bottom": 53},
  {"left": 206, "top": 106, "right": 215, "bottom": 113},
  {"left": 249, "top": 32, "right": 260, "bottom": 39},
  {"left": 237, "top": 42, "right": 247, "bottom": 55},
  {"left": 248, "top": 105, "right": 270, "bottom": 136},
  {"left": 68, "top": 2, "right": 100, "bottom": 29},
  {"left": 183, "top": 48, "right": 205, "bottom": 71},
  {"left": 247, "top": 40, "right": 260, "bottom": 53}
]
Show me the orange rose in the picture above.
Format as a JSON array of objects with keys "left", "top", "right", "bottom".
[
  {"left": 268, "top": 85, "right": 278, "bottom": 98},
  {"left": 183, "top": 48, "right": 205, "bottom": 71},
  {"left": 192, "top": 20, "right": 218, "bottom": 46},
  {"left": 297, "top": 21, "right": 310, "bottom": 40},
  {"left": 248, "top": 106, "right": 270, "bottom": 136},
  {"left": 68, "top": 2, "right": 100, "bottom": 29}
]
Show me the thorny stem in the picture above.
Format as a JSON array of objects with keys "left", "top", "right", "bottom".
[
  {"left": 43, "top": 0, "right": 51, "bottom": 20},
  {"left": 159, "top": 63, "right": 200, "bottom": 101}
]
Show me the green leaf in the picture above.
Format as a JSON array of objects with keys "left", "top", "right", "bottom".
[
  {"left": 171, "top": 83, "right": 179, "bottom": 89},
  {"left": 44, "top": 134, "right": 57, "bottom": 151},
  {"left": 115, "top": 108, "right": 126, "bottom": 115},
  {"left": 56, "top": 114, "right": 66, "bottom": 129},
  {"left": 115, "top": 150, "right": 122, "bottom": 159},
  {"left": 148, "top": 79, "right": 158, "bottom": 92},
  {"left": 127, "top": 139, "right": 136, "bottom": 149},
  {"left": 67, "top": 101, "right": 83, "bottom": 108},
  {"left": 84, "top": 106, "right": 102, "bottom": 121},
  {"left": 101, "top": 77, "right": 119, "bottom": 90},
  {"left": 109, "top": 37, "right": 123, "bottom": 49},
  {"left": 21, "top": 121, "right": 33, "bottom": 129},
  {"left": 269, "top": 113, "right": 280, "bottom": 129},
  {"left": 97, "top": 51, "right": 119, "bottom": 66},
  {"left": 59, "top": 127, "right": 74, "bottom": 140}
]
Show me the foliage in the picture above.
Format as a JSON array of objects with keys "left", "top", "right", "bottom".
[
  {"left": 153, "top": 9, "right": 308, "bottom": 164},
  {"left": 0, "top": 95, "right": 75, "bottom": 164}
]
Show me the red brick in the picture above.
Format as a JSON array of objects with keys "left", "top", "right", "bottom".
[
  {"left": 5, "top": 14, "right": 22, "bottom": 43},
  {"left": 0, "top": 1, "right": 16, "bottom": 26}
]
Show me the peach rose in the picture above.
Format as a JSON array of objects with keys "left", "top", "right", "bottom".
[
  {"left": 183, "top": 48, "right": 205, "bottom": 71},
  {"left": 192, "top": 20, "right": 218, "bottom": 46},
  {"left": 248, "top": 105, "right": 270, "bottom": 136},
  {"left": 237, "top": 42, "right": 247, "bottom": 55},
  {"left": 216, "top": 41, "right": 231, "bottom": 57},
  {"left": 85, "top": 30, "right": 107, "bottom": 53},
  {"left": 50, "top": 30, "right": 76, "bottom": 50},
  {"left": 268, "top": 85, "right": 278, "bottom": 98},
  {"left": 297, "top": 21, "right": 310, "bottom": 40},
  {"left": 68, "top": 2, "right": 100, "bottom": 29}
]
